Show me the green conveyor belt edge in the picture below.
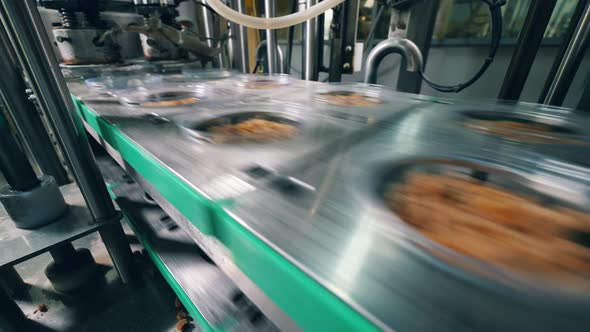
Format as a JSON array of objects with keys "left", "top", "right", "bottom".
[{"left": 74, "top": 95, "right": 381, "bottom": 332}]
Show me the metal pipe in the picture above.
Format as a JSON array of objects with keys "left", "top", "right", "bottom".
[
  {"left": 0, "top": 116, "right": 40, "bottom": 191},
  {"left": 264, "top": 0, "right": 279, "bottom": 73},
  {"left": 498, "top": 0, "right": 557, "bottom": 101},
  {"left": 256, "top": 40, "right": 285, "bottom": 73},
  {"left": 0, "top": 26, "right": 69, "bottom": 185},
  {"left": 542, "top": 1, "right": 590, "bottom": 106},
  {"left": 230, "top": 0, "right": 249, "bottom": 73},
  {"left": 0, "top": 284, "right": 26, "bottom": 330},
  {"left": 196, "top": 0, "right": 225, "bottom": 67},
  {"left": 363, "top": 38, "right": 423, "bottom": 84},
  {"left": 539, "top": 0, "right": 587, "bottom": 104},
  {"left": 577, "top": 71, "right": 590, "bottom": 111},
  {"left": 301, "top": 0, "right": 319, "bottom": 80},
  {"left": 0, "top": 0, "right": 134, "bottom": 283}
]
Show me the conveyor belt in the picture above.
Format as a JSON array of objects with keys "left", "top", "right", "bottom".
[{"left": 70, "top": 74, "right": 590, "bottom": 331}]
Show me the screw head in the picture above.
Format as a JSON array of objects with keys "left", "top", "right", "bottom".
[{"left": 343, "top": 63, "right": 351, "bottom": 69}]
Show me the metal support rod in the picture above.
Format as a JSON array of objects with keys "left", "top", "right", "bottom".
[
  {"left": 0, "top": 285, "right": 26, "bottom": 331},
  {"left": 256, "top": 40, "right": 285, "bottom": 73},
  {"left": 0, "top": 118, "right": 40, "bottom": 191},
  {"left": 0, "top": 0, "right": 134, "bottom": 283},
  {"left": 196, "top": 0, "right": 225, "bottom": 67},
  {"left": 0, "top": 266, "right": 27, "bottom": 297},
  {"left": 498, "top": 0, "right": 557, "bottom": 101},
  {"left": 230, "top": 0, "right": 249, "bottom": 73},
  {"left": 539, "top": 0, "right": 587, "bottom": 104},
  {"left": 542, "top": 0, "right": 590, "bottom": 106},
  {"left": 264, "top": 0, "right": 279, "bottom": 74},
  {"left": 301, "top": 0, "right": 319, "bottom": 80},
  {"left": 0, "top": 26, "right": 68, "bottom": 185},
  {"left": 396, "top": 0, "right": 439, "bottom": 93},
  {"left": 577, "top": 71, "right": 590, "bottom": 111}
]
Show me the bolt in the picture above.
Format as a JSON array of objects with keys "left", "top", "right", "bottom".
[
  {"left": 343, "top": 63, "right": 351, "bottom": 69},
  {"left": 55, "top": 35, "right": 71, "bottom": 43},
  {"left": 345, "top": 45, "right": 352, "bottom": 52}
]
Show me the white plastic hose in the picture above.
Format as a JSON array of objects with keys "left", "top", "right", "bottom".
[{"left": 205, "top": 0, "right": 345, "bottom": 30}]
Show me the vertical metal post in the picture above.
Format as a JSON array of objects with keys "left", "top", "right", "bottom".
[
  {"left": 541, "top": 0, "right": 590, "bottom": 106},
  {"left": 0, "top": 267, "right": 27, "bottom": 297},
  {"left": 0, "top": 26, "right": 68, "bottom": 185},
  {"left": 0, "top": 0, "right": 134, "bottom": 283},
  {"left": 498, "top": 0, "right": 557, "bottom": 101},
  {"left": 577, "top": 72, "right": 590, "bottom": 111},
  {"left": 230, "top": 0, "right": 250, "bottom": 73},
  {"left": 0, "top": 116, "right": 40, "bottom": 192},
  {"left": 328, "top": 0, "right": 360, "bottom": 82},
  {"left": 302, "top": 0, "right": 319, "bottom": 80},
  {"left": 396, "top": 0, "right": 439, "bottom": 94},
  {"left": 196, "top": 0, "right": 225, "bottom": 67},
  {"left": 264, "top": 0, "right": 279, "bottom": 74},
  {"left": 0, "top": 284, "right": 26, "bottom": 331}
]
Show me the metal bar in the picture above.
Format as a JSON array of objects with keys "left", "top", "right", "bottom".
[
  {"left": 0, "top": 26, "right": 69, "bottom": 185},
  {"left": 577, "top": 71, "right": 590, "bottom": 111},
  {"left": 230, "top": 0, "right": 249, "bottom": 73},
  {"left": 327, "top": 0, "right": 360, "bottom": 82},
  {"left": 0, "top": 266, "right": 27, "bottom": 297},
  {"left": 264, "top": 0, "right": 279, "bottom": 74},
  {"left": 196, "top": 0, "right": 225, "bottom": 67},
  {"left": 539, "top": 0, "right": 587, "bottom": 103},
  {"left": 396, "top": 0, "right": 439, "bottom": 94},
  {"left": 541, "top": 0, "right": 590, "bottom": 106},
  {"left": 302, "top": 0, "right": 319, "bottom": 80},
  {"left": 498, "top": 0, "right": 557, "bottom": 101},
  {"left": 0, "top": 284, "right": 26, "bottom": 331},
  {"left": 0, "top": 116, "right": 39, "bottom": 191},
  {"left": 0, "top": 0, "right": 134, "bottom": 283},
  {"left": 364, "top": 39, "right": 423, "bottom": 84}
]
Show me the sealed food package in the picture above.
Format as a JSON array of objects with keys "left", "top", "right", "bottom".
[
  {"left": 379, "top": 157, "right": 590, "bottom": 291},
  {"left": 177, "top": 106, "right": 302, "bottom": 145},
  {"left": 461, "top": 109, "right": 586, "bottom": 144},
  {"left": 236, "top": 74, "right": 293, "bottom": 90},
  {"left": 314, "top": 83, "right": 393, "bottom": 107},
  {"left": 84, "top": 73, "right": 163, "bottom": 93},
  {"left": 115, "top": 80, "right": 257, "bottom": 116},
  {"left": 181, "top": 66, "right": 237, "bottom": 81}
]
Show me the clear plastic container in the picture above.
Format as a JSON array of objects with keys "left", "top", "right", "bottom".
[
  {"left": 181, "top": 66, "right": 237, "bottom": 81},
  {"left": 84, "top": 73, "right": 163, "bottom": 92},
  {"left": 117, "top": 85, "right": 211, "bottom": 109}
]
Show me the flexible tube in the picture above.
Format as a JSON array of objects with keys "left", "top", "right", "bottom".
[{"left": 205, "top": 0, "right": 345, "bottom": 30}]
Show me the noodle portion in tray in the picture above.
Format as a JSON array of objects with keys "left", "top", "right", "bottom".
[
  {"left": 385, "top": 171, "right": 590, "bottom": 289},
  {"left": 209, "top": 118, "right": 297, "bottom": 143},
  {"left": 183, "top": 111, "right": 300, "bottom": 144},
  {"left": 317, "top": 90, "right": 383, "bottom": 107}
]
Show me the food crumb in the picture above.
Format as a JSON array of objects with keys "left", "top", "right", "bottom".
[
  {"left": 176, "top": 318, "right": 192, "bottom": 332},
  {"left": 176, "top": 311, "right": 188, "bottom": 321},
  {"left": 174, "top": 297, "right": 183, "bottom": 309},
  {"left": 33, "top": 304, "right": 48, "bottom": 314}
]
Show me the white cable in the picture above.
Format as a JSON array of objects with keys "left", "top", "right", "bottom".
[{"left": 205, "top": 0, "right": 345, "bottom": 30}]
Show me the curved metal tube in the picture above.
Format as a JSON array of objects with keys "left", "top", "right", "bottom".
[
  {"left": 363, "top": 38, "right": 423, "bottom": 84},
  {"left": 256, "top": 40, "right": 285, "bottom": 73}
]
